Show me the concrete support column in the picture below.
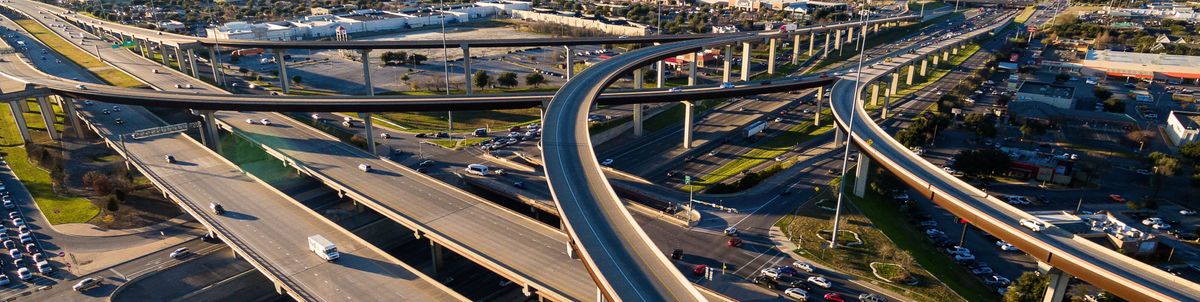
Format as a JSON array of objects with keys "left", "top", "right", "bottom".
[
  {"left": 882, "top": 89, "right": 892, "bottom": 119},
  {"left": 722, "top": 45, "right": 732, "bottom": 83},
  {"left": 1042, "top": 267, "right": 1071, "bottom": 302},
  {"left": 208, "top": 47, "right": 222, "bottom": 86},
  {"left": 633, "top": 104, "right": 644, "bottom": 136},
  {"left": 920, "top": 58, "right": 929, "bottom": 76},
  {"left": 358, "top": 113, "right": 375, "bottom": 155},
  {"left": 274, "top": 49, "right": 289, "bottom": 94},
  {"left": 890, "top": 73, "right": 900, "bottom": 95},
  {"left": 688, "top": 52, "right": 698, "bottom": 86},
  {"left": 952, "top": 46, "right": 960, "bottom": 55},
  {"left": 792, "top": 34, "right": 801, "bottom": 64},
  {"left": 846, "top": 27, "right": 855, "bottom": 46},
  {"left": 7, "top": 101, "right": 31, "bottom": 143},
  {"left": 871, "top": 83, "right": 880, "bottom": 107},
  {"left": 874, "top": 23, "right": 879, "bottom": 32},
  {"left": 853, "top": 155, "right": 870, "bottom": 197},
  {"left": 932, "top": 52, "right": 941, "bottom": 65},
  {"left": 822, "top": 31, "right": 831, "bottom": 58},
  {"left": 174, "top": 47, "right": 185, "bottom": 73},
  {"left": 682, "top": 101, "right": 694, "bottom": 149},
  {"left": 814, "top": 87, "right": 824, "bottom": 126},
  {"left": 834, "top": 127, "right": 844, "bottom": 148},
  {"left": 906, "top": 64, "right": 916, "bottom": 85},
  {"left": 60, "top": 97, "right": 83, "bottom": 138},
  {"left": 567, "top": 241, "right": 578, "bottom": 259},
  {"left": 158, "top": 43, "right": 170, "bottom": 66},
  {"left": 186, "top": 49, "right": 199, "bottom": 78},
  {"left": 199, "top": 110, "right": 221, "bottom": 153},
  {"left": 564, "top": 46, "right": 574, "bottom": 81},
  {"left": 138, "top": 39, "right": 149, "bottom": 58},
  {"left": 461, "top": 45, "right": 471, "bottom": 95},
  {"left": 16, "top": 98, "right": 28, "bottom": 112},
  {"left": 808, "top": 32, "right": 816, "bottom": 56},
  {"left": 36, "top": 97, "right": 58, "bottom": 141},
  {"left": 430, "top": 241, "right": 445, "bottom": 275},
  {"left": 834, "top": 30, "right": 842, "bottom": 50},
  {"left": 633, "top": 67, "right": 644, "bottom": 88},
  {"left": 656, "top": 60, "right": 665, "bottom": 88},
  {"left": 361, "top": 49, "right": 375, "bottom": 96},
  {"left": 942, "top": 50, "right": 949, "bottom": 62},
  {"left": 767, "top": 38, "right": 777, "bottom": 75},
  {"left": 740, "top": 42, "right": 751, "bottom": 81}
]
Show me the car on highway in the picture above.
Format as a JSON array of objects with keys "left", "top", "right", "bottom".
[
  {"left": 792, "top": 261, "right": 815, "bottom": 273},
  {"left": 245, "top": 118, "right": 256, "bottom": 124},
  {"left": 996, "top": 241, "right": 1018, "bottom": 251},
  {"left": 692, "top": 264, "right": 707, "bottom": 276},
  {"left": 73, "top": 277, "right": 99, "bottom": 292},
  {"left": 112, "top": 106, "right": 121, "bottom": 112},
  {"left": 1108, "top": 194, "right": 1127, "bottom": 203},
  {"left": 358, "top": 164, "right": 371, "bottom": 172},
  {"left": 1142, "top": 218, "right": 1162, "bottom": 226},
  {"left": 807, "top": 276, "right": 831, "bottom": 288},
  {"left": 1181, "top": 210, "right": 1197, "bottom": 216},
  {"left": 1020, "top": 219, "right": 1047, "bottom": 232},
  {"left": 720, "top": 82, "right": 735, "bottom": 89},
  {"left": 170, "top": 247, "right": 190, "bottom": 259},
  {"left": 761, "top": 267, "right": 782, "bottom": 279},
  {"left": 824, "top": 293, "right": 845, "bottom": 302},
  {"left": 114, "top": 118, "right": 125, "bottom": 125},
  {"left": 210, "top": 202, "right": 225, "bottom": 215},
  {"left": 1005, "top": 196, "right": 1031, "bottom": 205},
  {"left": 600, "top": 159, "right": 614, "bottom": 166},
  {"left": 75, "top": 84, "right": 87, "bottom": 90},
  {"left": 165, "top": 154, "right": 176, "bottom": 163},
  {"left": 859, "top": 293, "right": 887, "bottom": 302},
  {"left": 260, "top": 119, "right": 271, "bottom": 126},
  {"left": 723, "top": 227, "right": 738, "bottom": 236},
  {"left": 670, "top": 249, "right": 683, "bottom": 260},
  {"left": 668, "top": 87, "right": 683, "bottom": 93},
  {"left": 727, "top": 237, "right": 742, "bottom": 247},
  {"left": 783, "top": 287, "right": 808, "bottom": 301}
]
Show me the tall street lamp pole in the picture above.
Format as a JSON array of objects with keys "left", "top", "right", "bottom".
[{"left": 830, "top": 8, "right": 870, "bottom": 249}]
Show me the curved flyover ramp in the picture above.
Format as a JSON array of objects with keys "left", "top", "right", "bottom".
[
  {"left": 827, "top": 15, "right": 1200, "bottom": 302},
  {"left": 541, "top": 16, "right": 916, "bottom": 301}
]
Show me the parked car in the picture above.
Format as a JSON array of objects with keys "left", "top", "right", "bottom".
[
  {"left": 996, "top": 241, "right": 1018, "bottom": 251},
  {"left": 783, "top": 287, "right": 808, "bottom": 301},
  {"left": 859, "top": 293, "right": 888, "bottom": 302},
  {"left": 761, "top": 267, "right": 782, "bottom": 279}
]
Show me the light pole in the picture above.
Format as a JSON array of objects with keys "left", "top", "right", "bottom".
[
  {"left": 830, "top": 7, "right": 871, "bottom": 249},
  {"left": 437, "top": 1, "right": 454, "bottom": 142}
]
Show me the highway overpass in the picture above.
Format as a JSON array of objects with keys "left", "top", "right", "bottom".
[{"left": 826, "top": 12, "right": 1200, "bottom": 302}]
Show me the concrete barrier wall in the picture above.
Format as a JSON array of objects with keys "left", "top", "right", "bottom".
[
  {"left": 511, "top": 10, "right": 648, "bottom": 36},
  {"left": 172, "top": 270, "right": 277, "bottom": 302}
]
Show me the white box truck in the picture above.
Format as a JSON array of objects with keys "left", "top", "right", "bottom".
[{"left": 308, "top": 235, "right": 340, "bottom": 261}]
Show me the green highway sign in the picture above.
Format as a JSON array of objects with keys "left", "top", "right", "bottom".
[
  {"left": 110, "top": 40, "right": 136, "bottom": 49},
  {"left": 684, "top": 176, "right": 691, "bottom": 185}
]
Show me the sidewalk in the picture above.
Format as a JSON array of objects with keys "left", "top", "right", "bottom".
[{"left": 52, "top": 215, "right": 194, "bottom": 237}]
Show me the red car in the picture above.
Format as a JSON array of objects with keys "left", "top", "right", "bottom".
[
  {"left": 1109, "top": 194, "right": 1127, "bottom": 203},
  {"left": 728, "top": 238, "right": 743, "bottom": 247},
  {"left": 692, "top": 264, "right": 708, "bottom": 276},
  {"left": 824, "top": 293, "right": 845, "bottom": 302}
]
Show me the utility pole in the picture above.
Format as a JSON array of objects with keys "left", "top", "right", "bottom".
[{"left": 1074, "top": 197, "right": 1083, "bottom": 214}]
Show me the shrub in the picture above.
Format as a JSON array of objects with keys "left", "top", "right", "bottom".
[{"left": 105, "top": 195, "right": 119, "bottom": 211}]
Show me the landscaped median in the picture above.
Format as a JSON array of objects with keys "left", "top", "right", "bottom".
[
  {"left": 777, "top": 172, "right": 997, "bottom": 302},
  {"left": 13, "top": 19, "right": 145, "bottom": 88},
  {"left": 688, "top": 108, "right": 834, "bottom": 193},
  {"left": 1, "top": 104, "right": 100, "bottom": 224},
  {"left": 891, "top": 43, "right": 982, "bottom": 100}
]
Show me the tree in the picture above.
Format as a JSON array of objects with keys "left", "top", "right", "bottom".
[
  {"left": 473, "top": 70, "right": 491, "bottom": 89},
  {"left": 1179, "top": 142, "right": 1200, "bottom": 160},
  {"left": 1093, "top": 86, "right": 1113, "bottom": 100},
  {"left": 895, "top": 129, "right": 924, "bottom": 148},
  {"left": 291, "top": 75, "right": 302, "bottom": 85},
  {"left": 408, "top": 54, "right": 428, "bottom": 65},
  {"left": 963, "top": 113, "right": 997, "bottom": 138},
  {"left": 952, "top": 149, "right": 1013, "bottom": 179},
  {"left": 1003, "top": 272, "right": 1049, "bottom": 302},
  {"left": 497, "top": 72, "right": 518, "bottom": 88},
  {"left": 1019, "top": 123, "right": 1045, "bottom": 139},
  {"left": 400, "top": 74, "right": 410, "bottom": 82},
  {"left": 525, "top": 73, "right": 546, "bottom": 87}
]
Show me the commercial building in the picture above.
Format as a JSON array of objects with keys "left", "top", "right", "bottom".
[
  {"left": 1030, "top": 211, "right": 1159, "bottom": 257},
  {"left": 205, "top": 2, "right": 521, "bottom": 41},
  {"left": 1015, "top": 81, "right": 1076, "bottom": 109},
  {"left": 1166, "top": 111, "right": 1200, "bottom": 146},
  {"left": 1081, "top": 50, "right": 1200, "bottom": 84}
]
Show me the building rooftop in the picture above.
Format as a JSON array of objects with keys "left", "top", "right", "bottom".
[
  {"left": 1008, "top": 101, "right": 1138, "bottom": 125},
  {"left": 1017, "top": 81, "right": 1075, "bottom": 99},
  {"left": 1173, "top": 111, "right": 1200, "bottom": 129},
  {"left": 1086, "top": 49, "right": 1200, "bottom": 68}
]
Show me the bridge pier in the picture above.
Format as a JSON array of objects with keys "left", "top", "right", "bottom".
[
  {"left": 158, "top": 42, "right": 170, "bottom": 66},
  {"left": 566, "top": 241, "right": 578, "bottom": 259},
  {"left": 682, "top": 101, "right": 694, "bottom": 149},
  {"left": 846, "top": 26, "right": 854, "bottom": 48},
  {"left": 1039, "top": 264, "right": 1072, "bottom": 302},
  {"left": 174, "top": 46, "right": 185, "bottom": 73},
  {"left": 870, "top": 83, "right": 880, "bottom": 107},
  {"left": 834, "top": 127, "right": 844, "bottom": 148},
  {"left": 36, "top": 97, "right": 59, "bottom": 141},
  {"left": 883, "top": 89, "right": 892, "bottom": 119},
  {"left": 853, "top": 155, "right": 870, "bottom": 197},
  {"left": 6, "top": 101, "right": 31, "bottom": 143},
  {"left": 274, "top": 49, "right": 289, "bottom": 94},
  {"left": 792, "top": 34, "right": 801, "bottom": 64},
  {"left": 564, "top": 46, "right": 574, "bottom": 81},
  {"left": 952, "top": 45, "right": 960, "bottom": 55},
  {"left": 361, "top": 49, "right": 374, "bottom": 96},
  {"left": 186, "top": 49, "right": 199, "bottom": 78},
  {"left": 814, "top": 87, "right": 823, "bottom": 126},
  {"left": 808, "top": 32, "right": 816, "bottom": 56},
  {"left": 767, "top": 38, "right": 776, "bottom": 75},
  {"left": 656, "top": 59, "right": 665, "bottom": 88},
  {"left": 460, "top": 45, "right": 471, "bottom": 96},
  {"left": 932, "top": 52, "right": 940, "bottom": 65},
  {"left": 208, "top": 47, "right": 223, "bottom": 87},
  {"left": 689, "top": 52, "right": 698, "bottom": 85},
  {"left": 822, "top": 31, "right": 831, "bottom": 59},
  {"left": 429, "top": 241, "right": 445, "bottom": 275},
  {"left": 15, "top": 98, "right": 28, "bottom": 113},
  {"left": 740, "top": 42, "right": 751, "bottom": 81},
  {"left": 60, "top": 97, "right": 83, "bottom": 138},
  {"left": 920, "top": 58, "right": 928, "bottom": 76},
  {"left": 722, "top": 44, "right": 732, "bottom": 83},
  {"left": 198, "top": 110, "right": 222, "bottom": 153},
  {"left": 834, "top": 30, "right": 842, "bottom": 51},
  {"left": 890, "top": 73, "right": 900, "bottom": 95},
  {"left": 633, "top": 67, "right": 644, "bottom": 136},
  {"left": 359, "top": 113, "right": 376, "bottom": 155},
  {"left": 906, "top": 63, "right": 916, "bottom": 85},
  {"left": 941, "top": 50, "right": 949, "bottom": 62}
]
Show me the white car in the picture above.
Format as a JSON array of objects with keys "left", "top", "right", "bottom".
[
  {"left": 75, "top": 84, "right": 87, "bottom": 90},
  {"left": 73, "top": 277, "right": 99, "bottom": 292},
  {"left": 259, "top": 119, "right": 271, "bottom": 126},
  {"left": 1020, "top": 219, "right": 1046, "bottom": 232},
  {"left": 791, "top": 261, "right": 815, "bottom": 273},
  {"left": 1180, "top": 210, "right": 1197, "bottom": 216},
  {"left": 1142, "top": 218, "right": 1163, "bottom": 226},
  {"left": 357, "top": 164, "right": 371, "bottom": 172},
  {"left": 1006, "top": 196, "right": 1031, "bottom": 205},
  {"left": 1153, "top": 223, "right": 1172, "bottom": 230},
  {"left": 996, "top": 241, "right": 1018, "bottom": 251},
  {"left": 169, "top": 247, "right": 189, "bottom": 259},
  {"left": 723, "top": 227, "right": 738, "bottom": 236},
  {"left": 807, "top": 276, "right": 831, "bottom": 288},
  {"left": 668, "top": 87, "right": 683, "bottom": 93},
  {"left": 783, "top": 287, "right": 808, "bottom": 300},
  {"left": 954, "top": 253, "right": 976, "bottom": 262},
  {"left": 945, "top": 246, "right": 970, "bottom": 256},
  {"left": 600, "top": 159, "right": 614, "bottom": 166},
  {"left": 245, "top": 118, "right": 256, "bottom": 124},
  {"left": 720, "top": 82, "right": 735, "bottom": 89},
  {"left": 15, "top": 268, "right": 30, "bottom": 281},
  {"left": 760, "top": 267, "right": 782, "bottom": 279}
]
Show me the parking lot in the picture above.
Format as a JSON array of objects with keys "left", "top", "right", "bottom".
[{"left": 0, "top": 157, "right": 63, "bottom": 298}]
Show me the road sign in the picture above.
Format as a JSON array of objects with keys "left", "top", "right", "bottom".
[
  {"left": 683, "top": 176, "right": 691, "bottom": 185},
  {"left": 130, "top": 122, "right": 199, "bottom": 139},
  {"left": 110, "top": 40, "right": 136, "bottom": 49}
]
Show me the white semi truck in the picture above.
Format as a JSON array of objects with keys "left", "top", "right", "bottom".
[{"left": 307, "top": 235, "right": 340, "bottom": 261}]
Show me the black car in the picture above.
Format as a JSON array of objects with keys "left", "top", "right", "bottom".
[
  {"left": 435, "top": 132, "right": 450, "bottom": 138},
  {"left": 415, "top": 133, "right": 428, "bottom": 138},
  {"left": 670, "top": 249, "right": 684, "bottom": 260},
  {"left": 788, "top": 280, "right": 812, "bottom": 291},
  {"left": 752, "top": 275, "right": 779, "bottom": 289},
  {"left": 513, "top": 181, "right": 525, "bottom": 189},
  {"left": 210, "top": 203, "right": 226, "bottom": 215}
]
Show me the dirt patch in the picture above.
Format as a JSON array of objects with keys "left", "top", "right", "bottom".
[
  {"left": 88, "top": 190, "right": 183, "bottom": 229},
  {"left": 57, "top": 130, "right": 183, "bottom": 230}
]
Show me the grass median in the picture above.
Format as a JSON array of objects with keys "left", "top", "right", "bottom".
[
  {"left": 14, "top": 19, "right": 144, "bottom": 88},
  {"left": 1015, "top": 5, "right": 1037, "bottom": 24},
  {"left": 811, "top": 12, "right": 962, "bottom": 72},
  {"left": 892, "top": 44, "right": 981, "bottom": 100},
  {"left": 688, "top": 110, "right": 834, "bottom": 191},
  {"left": 1, "top": 104, "right": 100, "bottom": 224}
]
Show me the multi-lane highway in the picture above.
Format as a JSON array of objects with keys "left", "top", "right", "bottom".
[
  {"left": 0, "top": 10, "right": 467, "bottom": 302},
  {"left": 827, "top": 14, "right": 1200, "bottom": 302}
]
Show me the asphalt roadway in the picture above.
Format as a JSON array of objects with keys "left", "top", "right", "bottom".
[
  {"left": 828, "top": 14, "right": 1200, "bottom": 302},
  {"left": 0, "top": 8, "right": 467, "bottom": 301}
]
